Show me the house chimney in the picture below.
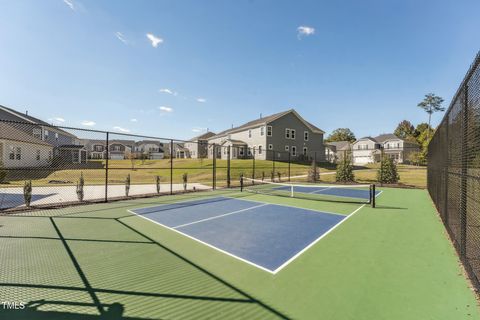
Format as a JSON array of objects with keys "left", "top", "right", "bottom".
[
  {"left": 231, "top": 124, "right": 233, "bottom": 128},
  {"left": 26, "top": 110, "right": 28, "bottom": 115},
  {"left": 260, "top": 113, "right": 262, "bottom": 119}
]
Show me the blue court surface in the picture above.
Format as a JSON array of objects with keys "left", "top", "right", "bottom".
[
  {"left": 274, "top": 185, "right": 379, "bottom": 200},
  {"left": 130, "top": 196, "right": 351, "bottom": 273}
]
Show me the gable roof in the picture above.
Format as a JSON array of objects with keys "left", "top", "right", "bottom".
[
  {"left": 0, "top": 122, "right": 52, "bottom": 147},
  {"left": 0, "top": 104, "right": 76, "bottom": 138},
  {"left": 209, "top": 109, "right": 324, "bottom": 139},
  {"left": 354, "top": 136, "right": 378, "bottom": 144},
  {"left": 189, "top": 131, "right": 216, "bottom": 141},
  {"left": 374, "top": 133, "right": 400, "bottom": 143},
  {"left": 326, "top": 141, "right": 351, "bottom": 151}
]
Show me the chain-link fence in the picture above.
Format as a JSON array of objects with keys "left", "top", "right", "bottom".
[
  {"left": 428, "top": 51, "right": 480, "bottom": 292},
  {"left": 0, "top": 120, "right": 331, "bottom": 211}
]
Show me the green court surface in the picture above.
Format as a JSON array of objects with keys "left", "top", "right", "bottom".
[{"left": 0, "top": 187, "right": 478, "bottom": 319}]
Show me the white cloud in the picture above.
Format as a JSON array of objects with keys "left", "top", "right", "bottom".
[
  {"left": 158, "top": 106, "right": 173, "bottom": 112},
  {"left": 130, "top": 118, "right": 137, "bottom": 122},
  {"left": 115, "top": 32, "right": 128, "bottom": 45},
  {"left": 196, "top": 98, "right": 206, "bottom": 103},
  {"left": 63, "top": 0, "right": 75, "bottom": 10},
  {"left": 146, "top": 33, "right": 163, "bottom": 48},
  {"left": 159, "top": 88, "right": 177, "bottom": 96},
  {"left": 297, "top": 26, "right": 315, "bottom": 38},
  {"left": 113, "top": 126, "right": 130, "bottom": 133},
  {"left": 49, "top": 117, "right": 65, "bottom": 123},
  {"left": 81, "top": 120, "right": 96, "bottom": 126}
]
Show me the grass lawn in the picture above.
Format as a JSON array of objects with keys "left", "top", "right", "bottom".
[{"left": 0, "top": 187, "right": 477, "bottom": 319}]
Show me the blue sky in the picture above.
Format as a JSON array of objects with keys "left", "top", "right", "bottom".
[{"left": 0, "top": 0, "right": 479, "bottom": 140}]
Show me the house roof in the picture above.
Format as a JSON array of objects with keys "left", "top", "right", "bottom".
[
  {"left": 220, "top": 139, "right": 248, "bottom": 146},
  {"left": 209, "top": 109, "right": 324, "bottom": 139},
  {"left": 189, "top": 131, "right": 216, "bottom": 141},
  {"left": 326, "top": 141, "right": 351, "bottom": 150},
  {"left": 135, "top": 140, "right": 164, "bottom": 146},
  {"left": 374, "top": 133, "right": 400, "bottom": 143},
  {"left": 354, "top": 136, "right": 378, "bottom": 143},
  {"left": 0, "top": 105, "right": 76, "bottom": 138},
  {"left": 0, "top": 122, "right": 52, "bottom": 147}
]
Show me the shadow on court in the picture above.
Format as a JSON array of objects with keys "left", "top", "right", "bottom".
[{"left": 0, "top": 197, "right": 291, "bottom": 319}]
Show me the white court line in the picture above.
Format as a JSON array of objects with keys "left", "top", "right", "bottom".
[
  {"left": 308, "top": 187, "right": 332, "bottom": 194},
  {"left": 127, "top": 206, "right": 277, "bottom": 274},
  {"left": 172, "top": 203, "right": 268, "bottom": 229}
]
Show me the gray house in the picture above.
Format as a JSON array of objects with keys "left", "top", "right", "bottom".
[
  {"left": 184, "top": 131, "right": 216, "bottom": 159},
  {"left": 352, "top": 133, "right": 420, "bottom": 164},
  {"left": 207, "top": 109, "right": 325, "bottom": 161},
  {"left": 0, "top": 105, "right": 86, "bottom": 164}
]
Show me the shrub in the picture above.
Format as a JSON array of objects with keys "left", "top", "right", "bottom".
[
  {"left": 308, "top": 160, "right": 319, "bottom": 183},
  {"left": 336, "top": 155, "right": 355, "bottom": 183},
  {"left": 261, "top": 171, "right": 265, "bottom": 181},
  {"left": 125, "top": 174, "right": 131, "bottom": 196},
  {"left": 377, "top": 156, "right": 400, "bottom": 184},
  {"left": 182, "top": 173, "right": 188, "bottom": 191},
  {"left": 76, "top": 172, "right": 85, "bottom": 201},
  {"left": 156, "top": 176, "right": 161, "bottom": 194},
  {"left": 270, "top": 171, "right": 274, "bottom": 182},
  {"left": 277, "top": 172, "right": 282, "bottom": 182},
  {"left": 23, "top": 180, "right": 32, "bottom": 207}
]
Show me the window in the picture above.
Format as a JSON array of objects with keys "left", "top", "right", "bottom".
[
  {"left": 258, "top": 145, "right": 262, "bottom": 154},
  {"left": 36, "top": 150, "right": 41, "bottom": 161},
  {"left": 48, "top": 151, "right": 52, "bottom": 161},
  {"left": 291, "top": 129, "right": 296, "bottom": 139},
  {"left": 285, "top": 128, "right": 290, "bottom": 139},
  {"left": 267, "top": 126, "right": 272, "bottom": 136},
  {"left": 303, "top": 147, "right": 308, "bottom": 156},
  {"left": 358, "top": 144, "right": 368, "bottom": 150},
  {"left": 44, "top": 130, "right": 49, "bottom": 140},
  {"left": 285, "top": 145, "right": 289, "bottom": 151},
  {"left": 248, "top": 148, "right": 252, "bottom": 156},
  {"left": 304, "top": 131, "right": 309, "bottom": 141},
  {"left": 55, "top": 132, "right": 59, "bottom": 141},
  {"left": 260, "top": 127, "right": 264, "bottom": 136},
  {"left": 9, "top": 146, "right": 15, "bottom": 160},
  {"left": 239, "top": 147, "right": 244, "bottom": 156},
  {"left": 33, "top": 128, "right": 42, "bottom": 139},
  {"left": 291, "top": 146, "right": 297, "bottom": 156},
  {"left": 248, "top": 130, "right": 252, "bottom": 138},
  {"left": 268, "top": 144, "right": 273, "bottom": 150}
]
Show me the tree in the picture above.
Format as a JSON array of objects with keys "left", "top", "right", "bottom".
[
  {"left": 182, "top": 173, "right": 188, "bottom": 191},
  {"left": 308, "top": 160, "right": 319, "bottom": 182},
  {"left": 377, "top": 153, "right": 400, "bottom": 184},
  {"left": 325, "top": 128, "right": 356, "bottom": 143},
  {"left": 23, "top": 180, "right": 32, "bottom": 207},
  {"left": 76, "top": 172, "right": 85, "bottom": 201},
  {"left": 417, "top": 93, "right": 444, "bottom": 141},
  {"left": 125, "top": 174, "right": 131, "bottom": 197},
  {"left": 414, "top": 123, "right": 431, "bottom": 137},
  {"left": 394, "top": 120, "right": 415, "bottom": 139},
  {"left": 335, "top": 152, "right": 355, "bottom": 182}
]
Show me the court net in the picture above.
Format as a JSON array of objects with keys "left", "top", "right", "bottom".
[{"left": 241, "top": 177, "right": 376, "bottom": 205}]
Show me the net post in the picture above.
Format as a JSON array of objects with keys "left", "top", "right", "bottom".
[
  {"left": 371, "top": 184, "right": 376, "bottom": 208},
  {"left": 240, "top": 174, "right": 244, "bottom": 192},
  {"left": 272, "top": 151, "right": 276, "bottom": 181},
  {"left": 288, "top": 151, "right": 291, "bottom": 182},
  {"left": 252, "top": 147, "right": 256, "bottom": 183},
  {"left": 213, "top": 143, "right": 217, "bottom": 190}
]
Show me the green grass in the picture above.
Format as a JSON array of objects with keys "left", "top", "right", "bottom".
[{"left": 0, "top": 187, "right": 477, "bottom": 319}]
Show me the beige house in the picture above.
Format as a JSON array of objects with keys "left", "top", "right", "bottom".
[
  {"left": 184, "top": 132, "right": 216, "bottom": 159},
  {"left": 352, "top": 134, "right": 420, "bottom": 165},
  {"left": 325, "top": 141, "right": 352, "bottom": 163}
]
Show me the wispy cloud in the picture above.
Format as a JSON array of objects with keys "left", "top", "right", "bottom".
[
  {"left": 81, "top": 120, "right": 96, "bottom": 126},
  {"left": 49, "top": 117, "right": 65, "bottom": 123},
  {"left": 130, "top": 118, "right": 137, "bottom": 122},
  {"left": 115, "top": 32, "right": 128, "bottom": 45},
  {"left": 192, "top": 127, "right": 207, "bottom": 133},
  {"left": 62, "top": 0, "right": 75, "bottom": 11},
  {"left": 159, "top": 88, "right": 177, "bottom": 96},
  {"left": 297, "top": 26, "right": 315, "bottom": 39},
  {"left": 113, "top": 126, "right": 130, "bottom": 133},
  {"left": 158, "top": 106, "right": 173, "bottom": 113},
  {"left": 196, "top": 98, "right": 206, "bottom": 103},
  {"left": 146, "top": 33, "right": 163, "bottom": 47}
]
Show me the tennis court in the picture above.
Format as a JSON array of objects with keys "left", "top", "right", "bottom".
[{"left": 1, "top": 185, "right": 479, "bottom": 319}]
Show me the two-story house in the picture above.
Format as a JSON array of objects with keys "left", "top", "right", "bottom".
[
  {"left": 0, "top": 105, "right": 86, "bottom": 165},
  {"left": 207, "top": 109, "right": 325, "bottom": 161},
  {"left": 184, "top": 132, "right": 216, "bottom": 159},
  {"left": 325, "top": 141, "right": 352, "bottom": 163},
  {"left": 135, "top": 140, "right": 165, "bottom": 159},
  {"left": 352, "top": 134, "right": 420, "bottom": 165}
]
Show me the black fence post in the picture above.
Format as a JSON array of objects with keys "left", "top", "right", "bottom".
[
  {"left": 227, "top": 146, "right": 231, "bottom": 188},
  {"left": 272, "top": 150, "right": 276, "bottom": 180},
  {"left": 252, "top": 147, "right": 256, "bottom": 182},
  {"left": 213, "top": 144, "right": 216, "bottom": 190},
  {"left": 104, "top": 132, "right": 109, "bottom": 202},
  {"left": 288, "top": 151, "right": 291, "bottom": 181},
  {"left": 460, "top": 84, "right": 469, "bottom": 257},
  {"left": 444, "top": 113, "right": 449, "bottom": 225},
  {"left": 170, "top": 140, "right": 173, "bottom": 195}
]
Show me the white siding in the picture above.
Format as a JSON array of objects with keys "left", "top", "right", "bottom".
[{"left": 0, "top": 140, "right": 53, "bottom": 168}]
